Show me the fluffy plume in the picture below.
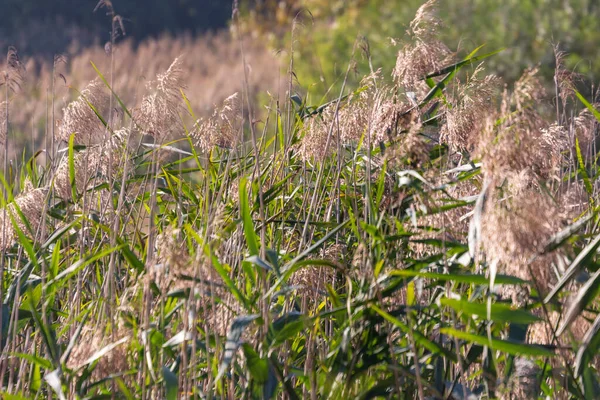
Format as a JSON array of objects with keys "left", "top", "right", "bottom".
[
  {"left": 480, "top": 187, "right": 561, "bottom": 296},
  {"left": 59, "top": 79, "right": 110, "bottom": 144},
  {"left": 66, "top": 323, "right": 131, "bottom": 379},
  {"left": 0, "top": 181, "right": 47, "bottom": 249},
  {"left": 191, "top": 93, "right": 242, "bottom": 152},
  {"left": 1, "top": 47, "right": 26, "bottom": 94},
  {"left": 296, "top": 107, "right": 338, "bottom": 161},
  {"left": 137, "top": 57, "right": 186, "bottom": 143},
  {"left": 53, "top": 145, "right": 122, "bottom": 202},
  {"left": 441, "top": 67, "right": 501, "bottom": 150},
  {"left": 392, "top": 0, "right": 452, "bottom": 91}
]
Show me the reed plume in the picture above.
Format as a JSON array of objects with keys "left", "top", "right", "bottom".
[
  {"left": 58, "top": 79, "right": 110, "bottom": 144},
  {"left": 0, "top": 181, "right": 47, "bottom": 249},
  {"left": 136, "top": 57, "right": 186, "bottom": 143},
  {"left": 1, "top": 47, "right": 25, "bottom": 95},
  {"left": 392, "top": 0, "right": 452, "bottom": 93},
  {"left": 191, "top": 92, "right": 242, "bottom": 152},
  {"left": 441, "top": 66, "right": 501, "bottom": 150}
]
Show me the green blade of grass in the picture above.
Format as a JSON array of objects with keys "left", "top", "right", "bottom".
[
  {"left": 441, "top": 328, "right": 555, "bottom": 357},
  {"left": 371, "top": 305, "right": 457, "bottom": 362},
  {"left": 440, "top": 298, "right": 540, "bottom": 324}
]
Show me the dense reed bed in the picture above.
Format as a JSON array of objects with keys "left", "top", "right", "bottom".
[{"left": 1, "top": 1, "right": 599, "bottom": 398}]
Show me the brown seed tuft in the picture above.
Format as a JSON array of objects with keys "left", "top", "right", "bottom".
[
  {"left": 392, "top": 0, "right": 452, "bottom": 92},
  {"left": 191, "top": 93, "right": 242, "bottom": 152},
  {"left": 1, "top": 47, "right": 26, "bottom": 94},
  {"left": 136, "top": 57, "right": 186, "bottom": 143},
  {"left": 0, "top": 182, "right": 47, "bottom": 249},
  {"left": 59, "top": 79, "right": 110, "bottom": 144},
  {"left": 441, "top": 67, "right": 501, "bottom": 150}
]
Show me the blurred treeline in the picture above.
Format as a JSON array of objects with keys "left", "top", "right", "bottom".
[
  {"left": 241, "top": 0, "right": 600, "bottom": 98},
  {"left": 1, "top": 0, "right": 233, "bottom": 56},
  {"left": 3, "top": 0, "right": 600, "bottom": 94}
]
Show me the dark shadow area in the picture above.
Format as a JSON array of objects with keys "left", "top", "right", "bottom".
[{"left": 1, "top": 0, "right": 233, "bottom": 57}]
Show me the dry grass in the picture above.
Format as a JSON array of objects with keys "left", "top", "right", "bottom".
[{"left": 2, "top": 31, "right": 282, "bottom": 157}]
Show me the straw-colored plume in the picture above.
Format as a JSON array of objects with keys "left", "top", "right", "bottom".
[
  {"left": 441, "top": 68, "right": 501, "bottom": 150},
  {"left": 137, "top": 57, "right": 186, "bottom": 143},
  {"left": 0, "top": 181, "right": 47, "bottom": 249},
  {"left": 192, "top": 93, "right": 242, "bottom": 152},
  {"left": 392, "top": 0, "right": 452, "bottom": 92},
  {"left": 1, "top": 47, "right": 26, "bottom": 94},
  {"left": 53, "top": 145, "right": 121, "bottom": 202},
  {"left": 59, "top": 79, "right": 110, "bottom": 144}
]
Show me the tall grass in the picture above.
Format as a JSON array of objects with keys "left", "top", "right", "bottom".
[{"left": 1, "top": 1, "right": 600, "bottom": 399}]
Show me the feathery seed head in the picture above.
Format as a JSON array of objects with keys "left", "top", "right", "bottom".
[
  {"left": 441, "top": 68, "right": 501, "bottom": 150},
  {"left": 137, "top": 57, "right": 186, "bottom": 143},
  {"left": 0, "top": 183, "right": 47, "bottom": 249},
  {"left": 296, "top": 106, "right": 338, "bottom": 161},
  {"left": 392, "top": 0, "right": 452, "bottom": 91},
  {"left": 59, "top": 79, "right": 110, "bottom": 144},
  {"left": 192, "top": 92, "right": 242, "bottom": 152},
  {"left": 1, "top": 47, "right": 25, "bottom": 94}
]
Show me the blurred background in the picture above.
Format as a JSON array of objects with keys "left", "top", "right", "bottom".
[{"left": 2, "top": 0, "right": 600, "bottom": 150}]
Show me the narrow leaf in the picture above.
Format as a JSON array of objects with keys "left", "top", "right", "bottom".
[{"left": 441, "top": 328, "right": 555, "bottom": 357}]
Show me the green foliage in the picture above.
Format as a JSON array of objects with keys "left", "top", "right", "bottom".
[{"left": 255, "top": 0, "right": 600, "bottom": 97}]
